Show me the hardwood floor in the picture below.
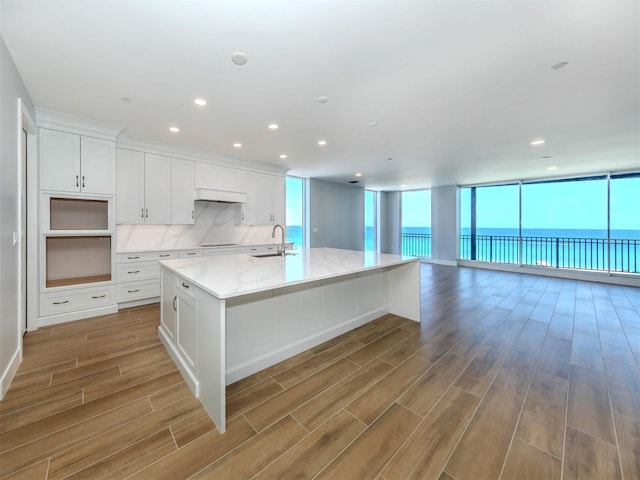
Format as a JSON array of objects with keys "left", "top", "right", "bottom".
[{"left": 1, "top": 265, "right": 639, "bottom": 479}]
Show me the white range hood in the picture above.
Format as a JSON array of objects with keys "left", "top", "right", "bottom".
[{"left": 195, "top": 188, "right": 247, "bottom": 203}]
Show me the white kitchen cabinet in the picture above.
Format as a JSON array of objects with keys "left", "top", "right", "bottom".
[
  {"left": 116, "top": 149, "right": 171, "bottom": 224},
  {"left": 238, "top": 172, "right": 285, "bottom": 225},
  {"left": 171, "top": 158, "right": 195, "bottom": 224},
  {"left": 161, "top": 270, "right": 177, "bottom": 341},
  {"left": 115, "top": 250, "right": 177, "bottom": 304},
  {"left": 176, "top": 279, "right": 198, "bottom": 373},
  {"left": 40, "top": 129, "right": 116, "bottom": 194}
]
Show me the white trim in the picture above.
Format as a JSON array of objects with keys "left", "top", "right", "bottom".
[
  {"left": 37, "top": 304, "right": 118, "bottom": 327},
  {"left": 422, "top": 258, "right": 458, "bottom": 267},
  {"left": 23, "top": 103, "right": 38, "bottom": 333},
  {"left": 1, "top": 348, "right": 21, "bottom": 400},
  {"left": 457, "top": 260, "right": 640, "bottom": 287},
  {"left": 35, "top": 108, "right": 123, "bottom": 140}
]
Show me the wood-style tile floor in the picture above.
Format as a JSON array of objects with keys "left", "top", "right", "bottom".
[{"left": 1, "top": 265, "right": 639, "bottom": 479}]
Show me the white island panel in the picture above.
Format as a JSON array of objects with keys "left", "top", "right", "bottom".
[{"left": 158, "top": 248, "right": 421, "bottom": 434}]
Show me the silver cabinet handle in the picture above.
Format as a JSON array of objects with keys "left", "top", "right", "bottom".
[
  {"left": 128, "top": 270, "right": 140, "bottom": 274},
  {"left": 159, "top": 254, "right": 170, "bottom": 258},
  {"left": 173, "top": 296, "right": 177, "bottom": 312},
  {"left": 181, "top": 282, "right": 189, "bottom": 288},
  {"left": 75, "top": 175, "right": 79, "bottom": 187},
  {"left": 141, "top": 208, "right": 144, "bottom": 218},
  {"left": 82, "top": 175, "right": 85, "bottom": 188},
  {"left": 92, "top": 294, "right": 106, "bottom": 299},
  {"left": 145, "top": 208, "right": 149, "bottom": 218},
  {"left": 192, "top": 210, "right": 194, "bottom": 220},
  {"left": 127, "top": 289, "right": 140, "bottom": 293},
  {"left": 53, "top": 300, "right": 69, "bottom": 305},
  {"left": 127, "top": 256, "right": 140, "bottom": 260},
  {"left": 187, "top": 252, "right": 196, "bottom": 256}
]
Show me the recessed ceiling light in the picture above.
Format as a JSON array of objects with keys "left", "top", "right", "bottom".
[
  {"left": 268, "top": 124, "right": 279, "bottom": 130},
  {"left": 552, "top": 61, "right": 568, "bottom": 70},
  {"left": 547, "top": 166, "right": 558, "bottom": 171},
  {"left": 233, "top": 143, "right": 242, "bottom": 148},
  {"left": 530, "top": 139, "right": 546, "bottom": 146},
  {"left": 231, "top": 52, "right": 248, "bottom": 65},
  {"left": 279, "top": 154, "right": 287, "bottom": 159},
  {"left": 317, "top": 96, "right": 329, "bottom": 103},
  {"left": 355, "top": 173, "right": 362, "bottom": 177},
  {"left": 401, "top": 184, "right": 407, "bottom": 188},
  {"left": 194, "top": 98, "right": 207, "bottom": 106},
  {"left": 120, "top": 97, "right": 131, "bottom": 103},
  {"left": 368, "top": 122, "right": 378, "bottom": 127},
  {"left": 318, "top": 140, "right": 327, "bottom": 146},
  {"left": 169, "top": 126, "right": 180, "bottom": 133}
]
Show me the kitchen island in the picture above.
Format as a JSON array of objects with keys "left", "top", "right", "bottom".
[{"left": 158, "top": 247, "right": 420, "bottom": 432}]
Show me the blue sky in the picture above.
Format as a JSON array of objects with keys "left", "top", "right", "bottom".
[{"left": 287, "top": 176, "right": 640, "bottom": 232}]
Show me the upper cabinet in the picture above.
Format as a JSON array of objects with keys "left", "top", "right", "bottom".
[
  {"left": 40, "top": 129, "right": 116, "bottom": 195},
  {"left": 116, "top": 149, "right": 172, "bottom": 224},
  {"left": 171, "top": 158, "right": 195, "bottom": 224},
  {"left": 239, "top": 172, "right": 285, "bottom": 225}
]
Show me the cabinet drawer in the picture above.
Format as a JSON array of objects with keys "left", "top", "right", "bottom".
[
  {"left": 116, "top": 262, "right": 160, "bottom": 282},
  {"left": 176, "top": 277, "right": 197, "bottom": 300},
  {"left": 40, "top": 285, "right": 115, "bottom": 317},
  {"left": 204, "top": 247, "right": 246, "bottom": 256},
  {"left": 179, "top": 249, "right": 203, "bottom": 259},
  {"left": 117, "top": 251, "right": 178, "bottom": 263},
  {"left": 116, "top": 279, "right": 160, "bottom": 303}
]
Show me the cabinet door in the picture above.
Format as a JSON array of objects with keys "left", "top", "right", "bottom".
[
  {"left": 144, "top": 154, "right": 172, "bottom": 224},
  {"left": 39, "top": 129, "right": 81, "bottom": 192},
  {"left": 271, "top": 175, "right": 286, "bottom": 224},
  {"left": 177, "top": 291, "right": 197, "bottom": 371},
  {"left": 161, "top": 270, "right": 177, "bottom": 341},
  {"left": 81, "top": 137, "right": 116, "bottom": 194},
  {"left": 238, "top": 171, "right": 258, "bottom": 225},
  {"left": 171, "top": 158, "right": 195, "bottom": 224},
  {"left": 116, "top": 149, "right": 145, "bottom": 223}
]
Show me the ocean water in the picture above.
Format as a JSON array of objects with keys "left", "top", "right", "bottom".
[{"left": 289, "top": 225, "right": 639, "bottom": 272}]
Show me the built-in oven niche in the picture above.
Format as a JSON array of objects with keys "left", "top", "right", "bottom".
[
  {"left": 45, "top": 236, "right": 112, "bottom": 288},
  {"left": 49, "top": 197, "right": 109, "bottom": 230}
]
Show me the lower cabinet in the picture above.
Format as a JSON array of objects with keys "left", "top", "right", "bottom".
[
  {"left": 158, "top": 270, "right": 199, "bottom": 392},
  {"left": 40, "top": 284, "right": 116, "bottom": 318}
]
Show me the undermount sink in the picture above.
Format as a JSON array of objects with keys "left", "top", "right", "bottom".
[{"left": 251, "top": 252, "right": 298, "bottom": 258}]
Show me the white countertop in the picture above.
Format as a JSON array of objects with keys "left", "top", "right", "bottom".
[
  {"left": 116, "top": 242, "right": 292, "bottom": 254},
  {"left": 159, "top": 247, "right": 419, "bottom": 299}
]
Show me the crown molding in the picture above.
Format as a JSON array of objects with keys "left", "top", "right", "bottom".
[
  {"left": 116, "top": 134, "right": 289, "bottom": 176},
  {"left": 35, "top": 108, "right": 124, "bottom": 140}
]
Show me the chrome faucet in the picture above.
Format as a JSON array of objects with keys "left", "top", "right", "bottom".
[{"left": 272, "top": 224, "right": 286, "bottom": 256}]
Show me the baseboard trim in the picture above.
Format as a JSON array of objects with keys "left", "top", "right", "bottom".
[
  {"left": 421, "top": 258, "right": 458, "bottom": 267},
  {"left": 1, "top": 347, "right": 21, "bottom": 400}
]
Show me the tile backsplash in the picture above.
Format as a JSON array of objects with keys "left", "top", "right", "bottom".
[{"left": 117, "top": 201, "right": 279, "bottom": 252}]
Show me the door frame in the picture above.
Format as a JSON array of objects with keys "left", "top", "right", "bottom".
[{"left": 18, "top": 98, "right": 38, "bottom": 341}]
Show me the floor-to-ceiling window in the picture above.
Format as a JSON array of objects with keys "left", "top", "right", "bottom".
[
  {"left": 364, "top": 190, "right": 377, "bottom": 252},
  {"left": 285, "top": 176, "right": 305, "bottom": 249},
  {"left": 459, "top": 172, "right": 639, "bottom": 275},
  {"left": 401, "top": 189, "right": 431, "bottom": 257},
  {"left": 521, "top": 176, "right": 607, "bottom": 269},
  {"left": 610, "top": 172, "right": 640, "bottom": 273}
]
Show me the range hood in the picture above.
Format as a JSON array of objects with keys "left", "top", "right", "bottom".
[{"left": 195, "top": 188, "right": 247, "bottom": 203}]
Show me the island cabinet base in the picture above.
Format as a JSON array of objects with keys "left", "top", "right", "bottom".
[{"left": 159, "top": 258, "right": 420, "bottom": 433}]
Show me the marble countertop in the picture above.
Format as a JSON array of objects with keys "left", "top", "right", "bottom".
[
  {"left": 117, "top": 242, "right": 292, "bottom": 254},
  {"left": 159, "top": 247, "right": 419, "bottom": 299}
]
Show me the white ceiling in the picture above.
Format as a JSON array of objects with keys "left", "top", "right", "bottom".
[{"left": 1, "top": 0, "right": 638, "bottom": 190}]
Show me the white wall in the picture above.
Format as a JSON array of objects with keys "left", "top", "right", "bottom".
[
  {"left": 0, "top": 32, "right": 35, "bottom": 398},
  {"left": 309, "top": 179, "right": 364, "bottom": 250},
  {"left": 431, "top": 185, "right": 459, "bottom": 265}
]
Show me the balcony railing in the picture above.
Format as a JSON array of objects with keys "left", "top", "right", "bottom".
[
  {"left": 459, "top": 234, "right": 638, "bottom": 274},
  {"left": 401, "top": 233, "right": 432, "bottom": 258}
]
